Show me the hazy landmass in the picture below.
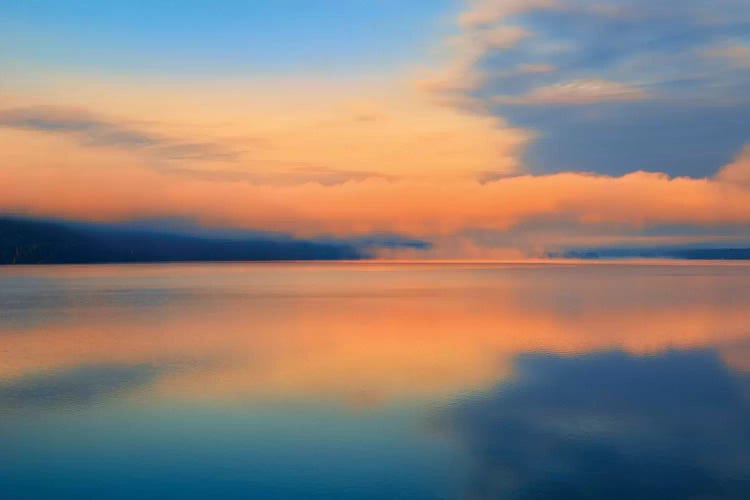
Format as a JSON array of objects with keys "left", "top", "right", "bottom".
[
  {"left": 552, "top": 247, "right": 750, "bottom": 260},
  {"left": 0, "top": 217, "right": 362, "bottom": 264}
]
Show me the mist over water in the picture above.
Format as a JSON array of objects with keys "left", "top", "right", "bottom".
[{"left": 2, "top": 262, "right": 750, "bottom": 499}]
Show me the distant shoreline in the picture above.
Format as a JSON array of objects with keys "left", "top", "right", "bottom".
[
  {"left": 0, "top": 217, "right": 362, "bottom": 265},
  {"left": 4, "top": 259, "right": 750, "bottom": 269},
  {"left": 4, "top": 216, "right": 750, "bottom": 265}
]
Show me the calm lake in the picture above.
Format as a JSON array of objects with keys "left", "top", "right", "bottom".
[{"left": 2, "top": 262, "right": 750, "bottom": 499}]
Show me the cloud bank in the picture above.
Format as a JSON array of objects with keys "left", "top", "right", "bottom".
[{"left": 2, "top": 141, "right": 750, "bottom": 256}]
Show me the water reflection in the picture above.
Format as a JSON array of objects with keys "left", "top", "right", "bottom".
[
  {"left": 1, "top": 262, "right": 750, "bottom": 498},
  {"left": 0, "top": 363, "right": 167, "bottom": 408},
  {"left": 447, "top": 349, "right": 750, "bottom": 499},
  {"left": 3, "top": 263, "right": 750, "bottom": 405}
]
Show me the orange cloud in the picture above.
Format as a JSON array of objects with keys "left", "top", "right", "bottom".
[
  {"left": 459, "top": 0, "right": 558, "bottom": 27},
  {"left": 2, "top": 72, "right": 750, "bottom": 256},
  {"left": 2, "top": 136, "right": 750, "bottom": 248},
  {"left": 0, "top": 77, "right": 527, "bottom": 182},
  {"left": 702, "top": 43, "right": 750, "bottom": 68},
  {"left": 715, "top": 145, "right": 750, "bottom": 185}
]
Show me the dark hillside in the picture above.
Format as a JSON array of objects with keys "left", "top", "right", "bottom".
[{"left": 0, "top": 217, "right": 362, "bottom": 264}]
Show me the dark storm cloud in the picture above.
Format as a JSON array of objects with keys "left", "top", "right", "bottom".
[{"left": 445, "top": 349, "right": 750, "bottom": 499}]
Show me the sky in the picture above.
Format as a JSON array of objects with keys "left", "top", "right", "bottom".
[{"left": 2, "top": 0, "right": 750, "bottom": 258}]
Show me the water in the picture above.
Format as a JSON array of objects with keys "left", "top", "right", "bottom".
[{"left": 1, "top": 262, "right": 750, "bottom": 499}]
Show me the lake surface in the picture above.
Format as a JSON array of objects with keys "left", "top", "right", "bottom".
[{"left": 2, "top": 262, "right": 750, "bottom": 499}]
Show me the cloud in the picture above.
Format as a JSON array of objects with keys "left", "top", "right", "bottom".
[
  {"left": 246, "top": 166, "right": 398, "bottom": 187},
  {"left": 416, "top": 25, "right": 532, "bottom": 108},
  {"left": 423, "top": 0, "right": 750, "bottom": 177},
  {"left": 470, "top": 24, "right": 531, "bottom": 50},
  {"left": 703, "top": 43, "right": 750, "bottom": 68},
  {"left": 0, "top": 80, "right": 530, "bottom": 186},
  {"left": 493, "top": 78, "right": 651, "bottom": 105},
  {"left": 716, "top": 145, "right": 750, "bottom": 185},
  {"left": 516, "top": 63, "right": 556, "bottom": 74},
  {"left": 3, "top": 145, "right": 750, "bottom": 253},
  {"left": 459, "top": 0, "right": 558, "bottom": 27},
  {"left": 0, "top": 105, "right": 243, "bottom": 162},
  {"left": 159, "top": 165, "right": 397, "bottom": 186}
]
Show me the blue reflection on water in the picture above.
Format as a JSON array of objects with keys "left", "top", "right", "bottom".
[
  {"left": 447, "top": 350, "right": 750, "bottom": 499},
  {"left": 0, "top": 363, "right": 166, "bottom": 408},
  {"left": 1, "top": 400, "right": 464, "bottom": 499}
]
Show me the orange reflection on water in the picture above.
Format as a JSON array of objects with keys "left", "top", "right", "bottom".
[{"left": 2, "top": 262, "right": 750, "bottom": 404}]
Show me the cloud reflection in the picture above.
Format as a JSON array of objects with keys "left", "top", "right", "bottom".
[
  {"left": 0, "top": 363, "right": 166, "bottom": 409},
  {"left": 446, "top": 349, "right": 750, "bottom": 499},
  {"left": 2, "top": 263, "right": 750, "bottom": 407}
]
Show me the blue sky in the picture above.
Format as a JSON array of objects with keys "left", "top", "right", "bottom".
[{"left": 1, "top": 1, "right": 456, "bottom": 75}]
